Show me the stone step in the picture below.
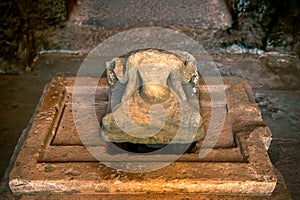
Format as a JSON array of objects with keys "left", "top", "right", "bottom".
[
  {"left": 70, "top": 0, "right": 232, "bottom": 29},
  {"left": 44, "top": 0, "right": 232, "bottom": 54}
]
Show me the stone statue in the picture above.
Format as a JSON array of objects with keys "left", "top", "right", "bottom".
[{"left": 101, "top": 49, "right": 205, "bottom": 145}]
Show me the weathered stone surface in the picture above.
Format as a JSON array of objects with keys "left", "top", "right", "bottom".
[
  {"left": 103, "top": 49, "right": 203, "bottom": 144},
  {"left": 226, "top": 0, "right": 300, "bottom": 54},
  {"left": 101, "top": 96, "right": 206, "bottom": 144},
  {"left": 8, "top": 76, "right": 279, "bottom": 197}
]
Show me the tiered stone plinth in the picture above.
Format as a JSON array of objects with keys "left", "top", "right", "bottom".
[{"left": 9, "top": 77, "right": 280, "bottom": 198}]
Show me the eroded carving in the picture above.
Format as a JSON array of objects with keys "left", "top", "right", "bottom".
[{"left": 101, "top": 49, "right": 205, "bottom": 144}]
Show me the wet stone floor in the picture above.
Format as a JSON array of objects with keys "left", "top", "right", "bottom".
[{"left": 0, "top": 53, "right": 299, "bottom": 199}]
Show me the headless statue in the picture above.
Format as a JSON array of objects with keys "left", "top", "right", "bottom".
[{"left": 102, "top": 49, "right": 205, "bottom": 144}]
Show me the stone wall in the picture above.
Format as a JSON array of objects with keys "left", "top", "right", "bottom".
[
  {"left": 225, "top": 0, "right": 300, "bottom": 54},
  {"left": 0, "top": 0, "right": 76, "bottom": 73}
]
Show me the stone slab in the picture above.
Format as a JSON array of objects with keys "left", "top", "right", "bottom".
[
  {"left": 9, "top": 77, "right": 278, "bottom": 196},
  {"left": 39, "top": 77, "right": 240, "bottom": 162},
  {"left": 9, "top": 129, "right": 276, "bottom": 195},
  {"left": 16, "top": 168, "right": 291, "bottom": 199}
]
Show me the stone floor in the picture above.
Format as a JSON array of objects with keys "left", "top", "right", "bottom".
[{"left": 0, "top": 52, "right": 299, "bottom": 199}]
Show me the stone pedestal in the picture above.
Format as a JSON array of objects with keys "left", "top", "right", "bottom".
[{"left": 8, "top": 76, "right": 285, "bottom": 198}]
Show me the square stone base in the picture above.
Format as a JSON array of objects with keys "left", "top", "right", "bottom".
[{"left": 9, "top": 77, "right": 279, "bottom": 197}]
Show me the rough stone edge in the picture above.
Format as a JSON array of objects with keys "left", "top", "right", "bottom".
[
  {"left": 17, "top": 168, "right": 291, "bottom": 200},
  {"left": 9, "top": 179, "right": 275, "bottom": 195}
]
